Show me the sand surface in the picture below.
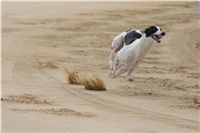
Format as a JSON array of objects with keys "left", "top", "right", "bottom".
[{"left": 2, "top": 1, "right": 200, "bottom": 132}]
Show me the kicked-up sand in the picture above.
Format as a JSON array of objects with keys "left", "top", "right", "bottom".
[{"left": 2, "top": 1, "right": 200, "bottom": 132}]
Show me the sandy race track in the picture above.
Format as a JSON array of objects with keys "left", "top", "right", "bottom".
[{"left": 2, "top": 1, "right": 200, "bottom": 132}]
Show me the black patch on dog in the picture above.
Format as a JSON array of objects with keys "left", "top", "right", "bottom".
[
  {"left": 125, "top": 30, "right": 142, "bottom": 45},
  {"left": 144, "top": 26, "right": 158, "bottom": 37}
]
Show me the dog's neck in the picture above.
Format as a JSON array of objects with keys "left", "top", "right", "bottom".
[
  {"left": 142, "top": 33, "right": 155, "bottom": 44},
  {"left": 136, "top": 34, "right": 155, "bottom": 54}
]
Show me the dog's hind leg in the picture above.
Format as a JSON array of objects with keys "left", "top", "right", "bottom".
[
  {"left": 109, "top": 57, "right": 120, "bottom": 79},
  {"left": 109, "top": 51, "right": 116, "bottom": 70},
  {"left": 109, "top": 32, "right": 125, "bottom": 69},
  {"left": 109, "top": 44, "right": 124, "bottom": 70}
]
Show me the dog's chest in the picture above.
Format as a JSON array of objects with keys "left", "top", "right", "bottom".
[{"left": 134, "top": 39, "right": 154, "bottom": 60}]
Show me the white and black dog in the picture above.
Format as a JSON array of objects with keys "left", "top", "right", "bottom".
[{"left": 109, "top": 25, "right": 165, "bottom": 81}]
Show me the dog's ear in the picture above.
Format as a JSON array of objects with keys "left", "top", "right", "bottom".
[{"left": 144, "top": 28, "right": 151, "bottom": 37}]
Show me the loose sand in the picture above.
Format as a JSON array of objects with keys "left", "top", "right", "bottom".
[{"left": 2, "top": 1, "right": 200, "bottom": 132}]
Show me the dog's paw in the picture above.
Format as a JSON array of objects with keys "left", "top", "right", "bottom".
[
  {"left": 128, "top": 78, "right": 133, "bottom": 82},
  {"left": 126, "top": 76, "right": 133, "bottom": 81},
  {"left": 108, "top": 73, "right": 112, "bottom": 78},
  {"left": 108, "top": 73, "right": 115, "bottom": 79}
]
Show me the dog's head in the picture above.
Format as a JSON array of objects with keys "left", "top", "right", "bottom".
[{"left": 144, "top": 26, "right": 165, "bottom": 43}]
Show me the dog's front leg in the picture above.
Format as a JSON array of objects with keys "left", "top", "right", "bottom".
[
  {"left": 126, "top": 61, "right": 138, "bottom": 81},
  {"left": 114, "top": 64, "right": 129, "bottom": 78},
  {"left": 127, "top": 68, "right": 134, "bottom": 81}
]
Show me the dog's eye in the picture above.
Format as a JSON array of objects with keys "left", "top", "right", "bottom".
[{"left": 151, "top": 27, "right": 158, "bottom": 33}]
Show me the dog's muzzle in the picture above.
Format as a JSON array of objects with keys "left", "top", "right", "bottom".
[{"left": 151, "top": 32, "right": 165, "bottom": 43}]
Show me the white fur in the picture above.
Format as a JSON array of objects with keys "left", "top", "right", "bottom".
[
  {"left": 109, "top": 27, "right": 163, "bottom": 80},
  {"left": 109, "top": 32, "right": 126, "bottom": 69}
]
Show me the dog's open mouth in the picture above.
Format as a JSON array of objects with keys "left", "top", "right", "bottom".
[
  {"left": 151, "top": 32, "right": 165, "bottom": 43},
  {"left": 151, "top": 34, "right": 162, "bottom": 43}
]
